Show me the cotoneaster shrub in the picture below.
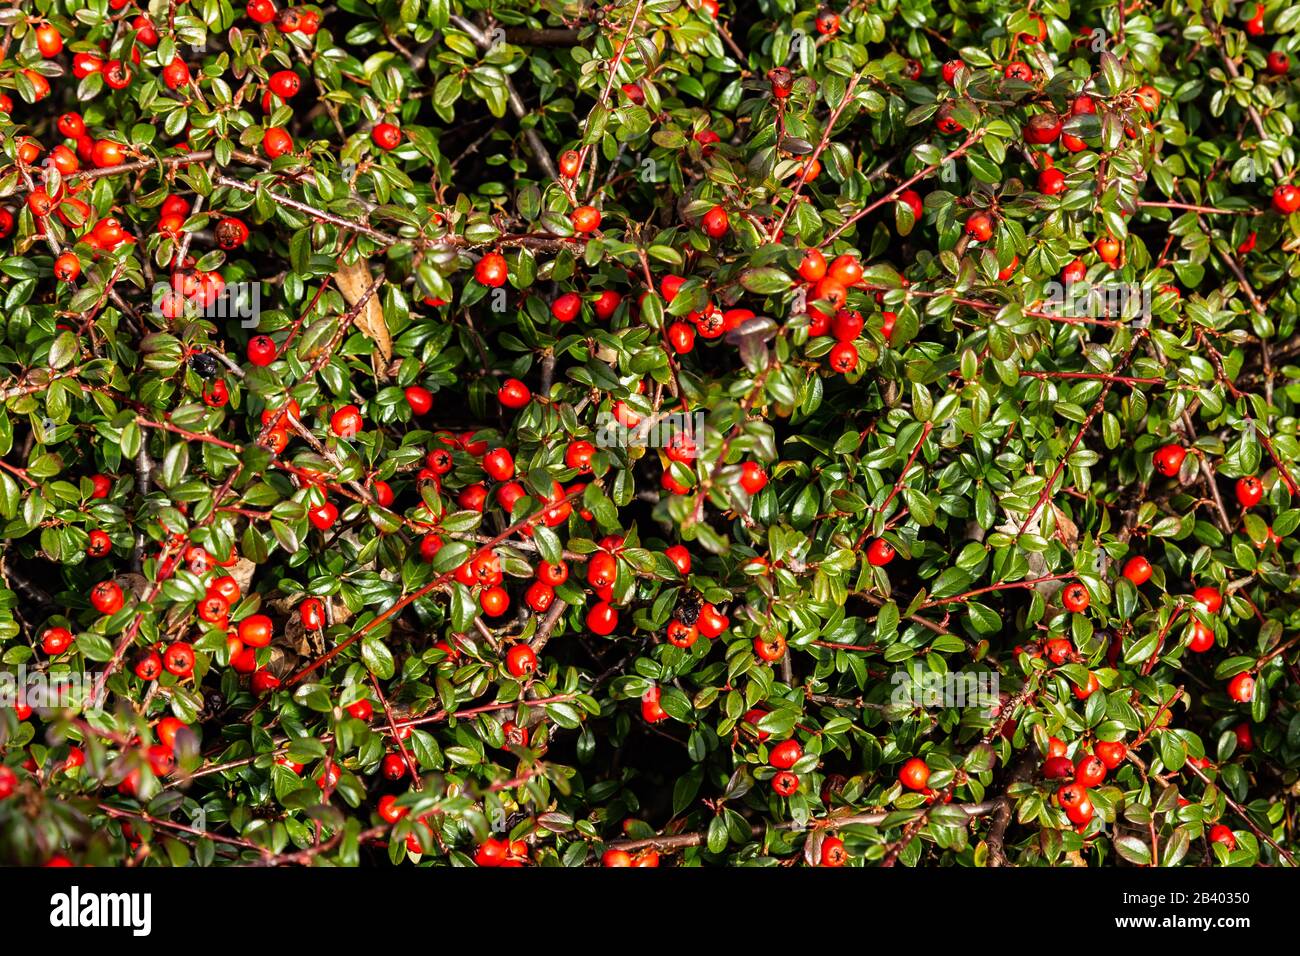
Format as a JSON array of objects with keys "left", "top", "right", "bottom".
[{"left": 0, "top": 0, "right": 1298, "bottom": 868}]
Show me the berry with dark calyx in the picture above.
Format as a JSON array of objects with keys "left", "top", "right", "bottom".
[
  {"left": 247, "top": 335, "right": 277, "bottom": 366},
  {"left": 754, "top": 634, "right": 787, "bottom": 661},
  {"left": 163, "top": 642, "right": 195, "bottom": 677},
  {"left": 91, "top": 580, "right": 124, "bottom": 614},
  {"left": 1153, "top": 444, "right": 1186, "bottom": 477},
  {"left": 771, "top": 771, "right": 800, "bottom": 796},
  {"left": 1235, "top": 475, "right": 1263, "bottom": 508},
  {"left": 820, "top": 836, "right": 847, "bottom": 866},
  {"left": 965, "top": 211, "right": 993, "bottom": 241},
  {"left": 1061, "top": 583, "right": 1090, "bottom": 613},
  {"left": 86, "top": 530, "right": 112, "bottom": 558},
  {"left": 829, "top": 341, "right": 858, "bottom": 373},
  {"left": 135, "top": 649, "right": 163, "bottom": 681}
]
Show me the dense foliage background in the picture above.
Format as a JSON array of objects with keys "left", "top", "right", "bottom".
[{"left": 0, "top": 0, "right": 1298, "bottom": 868}]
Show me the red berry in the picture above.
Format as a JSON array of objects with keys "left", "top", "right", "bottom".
[
  {"left": 866, "top": 538, "right": 895, "bottom": 567},
  {"left": 771, "top": 771, "right": 800, "bottom": 796},
  {"left": 1094, "top": 741, "right": 1127, "bottom": 769},
  {"left": 247, "top": 335, "right": 277, "bottom": 366},
  {"left": 330, "top": 404, "right": 363, "bottom": 438},
  {"left": 592, "top": 290, "right": 622, "bottom": 320},
  {"left": 238, "top": 614, "right": 274, "bottom": 648},
  {"left": 1024, "top": 112, "right": 1063, "bottom": 145},
  {"left": 551, "top": 292, "right": 582, "bottom": 323},
  {"left": 162, "top": 57, "right": 191, "bottom": 89},
  {"left": 701, "top": 205, "right": 729, "bottom": 238},
  {"left": 483, "top": 448, "right": 515, "bottom": 482},
  {"left": 268, "top": 69, "right": 300, "bottom": 98},
  {"left": 41, "top": 627, "right": 74, "bottom": 655},
  {"left": 820, "top": 836, "right": 847, "bottom": 866},
  {"left": 586, "top": 600, "right": 618, "bottom": 636},
  {"left": 405, "top": 385, "right": 434, "bottom": 415},
  {"left": 475, "top": 253, "right": 509, "bottom": 287},
  {"left": 262, "top": 127, "right": 293, "bottom": 159},
  {"left": 307, "top": 501, "right": 339, "bottom": 530},
  {"left": 1122, "top": 556, "right": 1152, "bottom": 585},
  {"left": 1194, "top": 587, "right": 1223, "bottom": 615},
  {"left": 1273, "top": 185, "right": 1300, "bottom": 214},
  {"left": 1235, "top": 476, "right": 1263, "bottom": 508},
  {"left": 372, "top": 122, "right": 402, "bottom": 150},
  {"left": 769, "top": 739, "right": 803, "bottom": 769},
  {"left": 1227, "top": 672, "right": 1255, "bottom": 703},
  {"left": 1095, "top": 235, "right": 1121, "bottom": 263},
  {"left": 1038, "top": 167, "right": 1066, "bottom": 195},
  {"left": 300, "top": 598, "right": 325, "bottom": 630},
  {"left": 898, "top": 757, "right": 930, "bottom": 790},
  {"left": 1043, "top": 756, "right": 1074, "bottom": 779},
  {"left": 91, "top": 580, "right": 124, "bottom": 614},
  {"left": 571, "top": 205, "right": 602, "bottom": 234},
  {"left": 134, "top": 650, "right": 163, "bottom": 681},
  {"left": 1060, "top": 582, "right": 1092, "bottom": 613},
  {"left": 498, "top": 378, "right": 531, "bottom": 409},
  {"left": 505, "top": 644, "right": 537, "bottom": 677},
  {"left": 35, "top": 25, "right": 64, "bottom": 57},
  {"left": 1209, "top": 824, "right": 1236, "bottom": 851},
  {"left": 1074, "top": 754, "right": 1106, "bottom": 787},
  {"left": 1153, "top": 444, "right": 1186, "bottom": 478},
  {"left": 163, "top": 642, "right": 195, "bottom": 677},
  {"left": 965, "top": 212, "right": 993, "bottom": 241},
  {"left": 668, "top": 321, "right": 696, "bottom": 354},
  {"left": 524, "top": 581, "right": 555, "bottom": 613},
  {"left": 664, "top": 545, "right": 691, "bottom": 576},
  {"left": 739, "top": 462, "right": 767, "bottom": 494}
]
